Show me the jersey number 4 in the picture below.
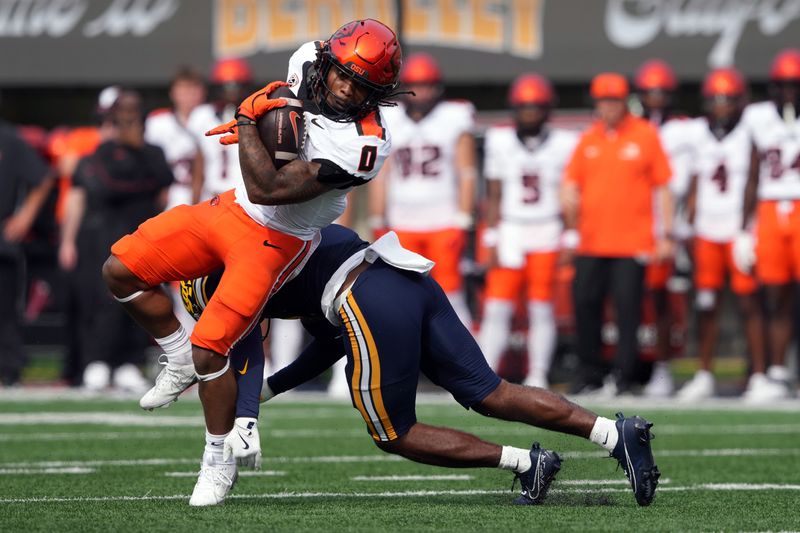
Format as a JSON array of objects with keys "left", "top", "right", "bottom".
[{"left": 710, "top": 164, "right": 727, "bottom": 193}]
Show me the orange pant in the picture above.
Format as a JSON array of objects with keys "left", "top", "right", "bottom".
[
  {"left": 111, "top": 190, "right": 310, "bottom": 355},
  {"left": 484, "top": 252, "right": 559, "bottom": 302},
  {"left": 755, "top": 200, "right": 800, "bottom": 284},
  {"left": 694, "top": 237, "right": 757, "bottom": 294},
  {"left": 393, "top": 228, "right": 465, "bottom": 292}
]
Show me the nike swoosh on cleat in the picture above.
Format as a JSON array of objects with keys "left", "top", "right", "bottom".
[
  {"left": 238, "top": 433, "right": 250, "bottom": 450},
  {"left": 602, "top": 433, "right": 609, "bottom": 446},
  {"left": 238, "top": 360, "right": 249, "bottom": 375}
]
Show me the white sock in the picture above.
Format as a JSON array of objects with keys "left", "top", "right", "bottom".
[
  {"left": 155, "top": 325, "right": 192, "bottom": 366},
  {"left": 204, "top": 430, "right": 231, "bottom": 463},
  {"left": 527, "top": 301, "right": 556, "bottom": 384},
  {"left": 479, "top": 300, "right": 513, "bottom": 371},
  {"left": 589, "top": 416, "right": 618, "bottom": 453},
  {"left": 446, "top": 291, "right": 473, "bottom": 330},
  {"left": 498, "top": 446, "right": 532, "bottom": 474}
]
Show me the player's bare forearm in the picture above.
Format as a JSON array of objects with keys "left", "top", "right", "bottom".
[
  {"left": 456, "top": 133, "right": 478, "bottom": 214},
  {"left": 560, "top": 182, "right": 579, "bottom": 229},
  {"left": 656, "top": 185, "right": 674, "bottom": 237},
  {"left": 238, "top": 124, "right": 328, "bottom": 205},
  {"left": 485, "top": 180, "right": 501, "bottom": 227},
  {"left": 685, "top": 175, "right": 698, "bottom": 225},
  {"left": 742, "top": 144, "right": 760, "bottom": 230}
]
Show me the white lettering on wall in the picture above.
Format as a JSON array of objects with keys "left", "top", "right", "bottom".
[
  {"left": 0, "top": 0, "right": 178, "bottom": 37},
  {"left": 605, "top": 0, "right": 800, "bottom": 67}
]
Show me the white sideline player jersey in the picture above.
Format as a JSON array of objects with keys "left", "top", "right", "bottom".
[
  {"left": 187, "top": 103, "right": 242, "bottom": 199},
  {"left": 382, "top": 100, "right": 475, "bottom": 231},
  {"left": 741, "top": 101, "right": 800, "bottom": 200},
  {"left": 691, "top": 119, "right": 752, "bottom": 242},
  {"left": 483, "top": 126, "right": 578, "bottom": 263},
  {"left": 659, "top": 117, "right": 702, "bottom": 198},
  {"left": 234, "top": 41, "right": 391, "bottom": 240},
  {"left": 145, "top": 109, "right": 199, "bottom": 209}
]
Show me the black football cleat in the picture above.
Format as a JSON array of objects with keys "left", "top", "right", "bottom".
[
  {"left": 611, "top": 412, "right": 661, "bottom": 506},
  {"left": 512, "top": 442, "right": 562, "bottom": 505}
]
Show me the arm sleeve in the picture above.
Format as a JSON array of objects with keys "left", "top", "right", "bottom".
[
  {"left": 266, "top": 318, "right": 345, "bottom": 396},
  {"left": 231, "top": 327, "right": 266, "bottom": 419}
]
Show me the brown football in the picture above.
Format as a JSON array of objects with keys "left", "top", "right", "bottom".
[{"left": 256, "top": 86, "right": 305, "bottom": 169}]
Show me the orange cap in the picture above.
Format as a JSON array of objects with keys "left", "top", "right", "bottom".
[
  {"left": 400, "top": 53, "right": 441, "bottom": 84},
  {"left": 635, "top": 59, "right": 677, "bottom": 91},
  {"left": 211, "top": 58, "right": 253, "bottom": 85},
  {"left": 770, "top": 49, "right": 800, "bottom": 81},
  {"left": 591, "top": 73, "right": 629, "bottom": 100},
  {"left": 508, "top": 73, "right": 554, "bottom": 106},
  {"left": 702, "top": 68, "right": 746, "bottom": 97}
]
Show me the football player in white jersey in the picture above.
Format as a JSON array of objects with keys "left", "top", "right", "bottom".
[
  {"left": 736, "top": 49, "right": 800, "bottom": 398},
  {"left": 369, "top": 53, "right": 477, "bottom": 327},
  {"left": 186, "top": 58, "right": 252, "bottom": 199},
  {"left": 478, "top": 73, "right": 577, "bottom": 389},
  {"left": 102, "top": 19, "right": 402, "bottom": 506},
  {"left": 676, "top": 68, "right": 775, "bottom": 401},
  {"left": 634, "top": 60, "right": 694, "bottom": 397},
  {"left": 145, "top": 67, "right": 206, "bottom": 209}
]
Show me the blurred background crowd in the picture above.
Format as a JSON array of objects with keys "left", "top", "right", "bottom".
[{"left": 1, "top": 0, "right": 798, "bottom": 402}]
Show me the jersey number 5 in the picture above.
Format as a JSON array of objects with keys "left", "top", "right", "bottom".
[
  {"left": 522, "top": 174, "right": 541, "bottom": 203},
  {"left": 358, "top": 145, "right": 378, "bottom": 172}
]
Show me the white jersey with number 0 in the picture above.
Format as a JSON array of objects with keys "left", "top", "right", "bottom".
[
  {"left": 382, "top": 100, "right": 474, "bottom": 231},
  {"left": 234, "top": 41, "right": 392, "bottom": 240},
  {"left": 145, "top": 109, "right": 199, "bottom": 209},
  {"left": 741, "top": 101, "right": 800, "bottom": 200},
  {"left": 691, "top": 119, "right": 752, "bottom": 242}
]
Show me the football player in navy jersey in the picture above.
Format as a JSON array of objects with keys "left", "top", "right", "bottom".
[{"left": 185, "top": 224, "right": 661, "bottom": 508}]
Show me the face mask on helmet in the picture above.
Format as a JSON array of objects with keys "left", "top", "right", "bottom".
[
  {"left": 513, "top": 105, "right": 550, "bottom": 139},
  {"left": 310, "top": 20, "right": 403, "bottom": 123},
  {"left": 704, "top": 94, "right": 742, "bottom": 139}
]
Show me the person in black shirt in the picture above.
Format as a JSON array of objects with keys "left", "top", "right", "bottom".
[
  {"left": 0, "top": 121, "right": 54, "bottom": 386},
  {"left": 59, "top": 89, "right": 173, "bottom": 390}
]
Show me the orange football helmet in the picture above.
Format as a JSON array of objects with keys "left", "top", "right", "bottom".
[
  {"left": 770, "top": 49, "right": 800, "bottom": 81},
  {"left": 635, "top": 60, "right": 677, "bottom": 92},
  {"left": 315, "top": 19, "right": 402, "bottom": 121},
  {"left": 400, "top": 53, "right": 441, "bottom": 85},
  {"left": 702, "top": 68, "right": 745, "bottom": 98},
  {"left": 590, "top": 73, "right": 629, "bottom": 100},
  {"left": 211, "top": 58, "right": 253, "bottom": 86},
  {"left": 508, "top": 73, "right": 554, "bottom": 107}
]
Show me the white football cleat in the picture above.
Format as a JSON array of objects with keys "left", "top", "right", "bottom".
[
  {"left": 743, "top": 372, "right": 790, "bottom": 403},
  {"left": 139, "top": 355, "right": 197, "bottom": 410},
  {"left": 113, "top": 364, "right": 150, "bottom": 394},
  {"left": 676, "top": 370, "right": 714, "bottom": 402},
  {"left": 82, "top": 361, "right": 111, "bottom": 391},
  {"left": 643, "top": 362, "right": 675, "bottom": 398},
  {"left": 189, "top": 453, "right": 238, "bottom": 507}
]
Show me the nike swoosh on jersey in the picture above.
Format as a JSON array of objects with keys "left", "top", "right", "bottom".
[
  {"left": 238, "top": 359, "right": 249, "bottom": 375},
  {"left": 310, "top": 117, "right": 324, "bottom": 129}
]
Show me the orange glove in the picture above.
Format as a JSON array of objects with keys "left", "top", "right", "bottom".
[{"left": 205, "top": 81, "right": 290, "bottom": 145}]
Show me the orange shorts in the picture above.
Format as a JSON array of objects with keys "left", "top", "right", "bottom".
[
  {"left": 645, "top": 260, "right": 672, "bottom": 290},
  {"left": 755, "top": 200, "right": 800, "bottom": 284},
  {"left": 111, "top": 190, "right": 311, "bottom": 355},
  {"left": 484, "top": 251, "right": 558, "bottom": 302},
  {"left": 393, "top": 228, "right": 465, "bottom": 292},
  {"left": 694, "top": 237, "right": 757, "bottom": 295}
]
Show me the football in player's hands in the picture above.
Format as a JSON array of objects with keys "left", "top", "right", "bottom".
[{"left": 257, "top": 86, "right": 306, "bottom": 169}]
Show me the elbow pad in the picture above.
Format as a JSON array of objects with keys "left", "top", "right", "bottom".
[{"left": 312, "top": 158, "right": 367, "bottom": 188}]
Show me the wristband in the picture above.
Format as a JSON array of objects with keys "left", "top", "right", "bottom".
[
  {"left": 454, "top": 211, "right": 474, "bottom": 230},
  {"left": 237, "top": 119, "right": 257, "bottom": 127},
  {"left": 482, "top": 228, "right": 499, "bottom": 247},
  {"left": 560, "top": 229, "right": 580, "bottom": 249}
]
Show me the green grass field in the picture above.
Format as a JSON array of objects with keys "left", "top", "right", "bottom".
[{"left": 1, "top": 392, "right": 799, "bottom": 532}]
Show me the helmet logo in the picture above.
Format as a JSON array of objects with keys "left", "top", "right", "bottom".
[{"left": 349, "top": 63, "right": 367, "bottom": 76}]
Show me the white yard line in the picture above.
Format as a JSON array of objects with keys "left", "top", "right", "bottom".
[
  {"left": 1, "top": 448, "right": 797, "bottom": 470},
  {"left": 164, "top": 471, "right": 286, "bottom": 477},
  {"left": 3, "top": 483, "right": 800, "bottom": 504},
  {"left": 0, "top": 467, "right": 95, "bottom": 475},
  {"left": 351, "top": 475, "right": 473, "bottom": 481}
]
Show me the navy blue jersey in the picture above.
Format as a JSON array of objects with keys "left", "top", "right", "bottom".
[{"left": 262, "top": 224, "right": 368, "bottom": 320}]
